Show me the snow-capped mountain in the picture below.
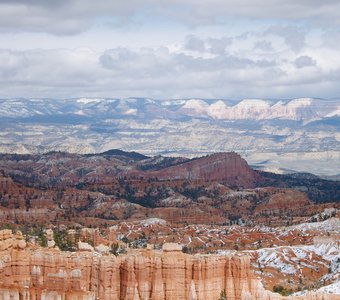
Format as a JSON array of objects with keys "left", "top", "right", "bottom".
[
  {"left": 179, "top": 98, "right": 338, "bottom": 121},
  {"left": 0, "top": 97, "right": 338, "bottom": 121},
  {"left": 0, "top": 97, "right": 339, "bottom": 175}
]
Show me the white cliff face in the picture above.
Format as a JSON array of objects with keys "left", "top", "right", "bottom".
[
  {"left": 228, "top": 99, "right": 271, "bottom": 120},
  {"left": 181, "top": 99, "right": 210, "bottom": 115},
  {"left": 179, "top": 98, "right": 328, "bottom": 121}
]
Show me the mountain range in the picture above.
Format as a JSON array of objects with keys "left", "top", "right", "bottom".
[{"left": 0, "top": 97, "right": 339, "bottom": 176}]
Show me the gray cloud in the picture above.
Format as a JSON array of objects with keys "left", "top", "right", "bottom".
[
  {"left": 99, "top": 46, "right": 272, "bottom": 76},
  {"left": 294, "top": 56, "right": 316, "bottom": 68},
  {"left": 0, "top": 0, "right": 151, "bottom": 34},
  {"left": 184, "top": 35, "right": 206, "bottom": 52},
  {"left": 1, "top": 0, "right": 340, "bottom": 34},
  {"left": 0, "top": 46, "right": 338, "bottom": 99},
  {"left": 0, "top": 1, "right": 338, "bottom": 101},
  {"left": 208, "top": 37, "right": 233, "bottom": 55},
  {"left": 265, "top": 25, "right": 306, "bottom": 51},
  {"left": 254, "top": 40, "right": 273, "bottom": 52}
]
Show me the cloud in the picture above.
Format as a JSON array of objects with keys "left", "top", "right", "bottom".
[
  {"left": 1, "top": 0, "right": 340, "bottom": 34},
  {"left": 294, "top": 55, "right": 316, "bottom": 68},
  {"left": 0, "top": 1, "right": 338, "bottom": 100},
  {"left": 208, "top": 37, "right": 233, "bottom": 55},
  {"left": 0, "top": 43, "right": 339, "bottom": 99},
  {"left": 254, "top": 40, "right": 273, "bottom": 52},
  {"left": 0, "top": 0, "right": 150, "bottom": 34},
  {"left": 265, "top": 25, "right": 306, "bottom": 51},
  {"left": 184, "top": 35, "right": 206, "bottom": 52},
  {"left": 321, "top": 29, "right": 340, "bottom": 48},
  {"left": 99, "top": 46, "right": 271, "bottom": 76}
]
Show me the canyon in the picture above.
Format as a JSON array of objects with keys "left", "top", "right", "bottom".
[
  {"left": 0, "top": 230, "right": 338, "bottom": 300},
  {"left": 1, "top": 2, "right": 340, "bottom": 298},
  {"left": 0, "top": 150, "right": 339, "bottom": 299},
  {"left": 0, "top": 151, "right": 338, "bottom": 227}
]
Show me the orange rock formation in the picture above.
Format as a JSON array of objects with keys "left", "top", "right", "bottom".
[
  {"left": 128, "top": 152, "right": 259, "bottom": 188},
  {"left": 0, "top": 231, "right": 338, "bottom": 300}
]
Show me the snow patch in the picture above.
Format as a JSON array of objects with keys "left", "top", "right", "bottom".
[
  {"left": 319, "top": 282, "right": 340, "bottom": 294},
  {"left": 140, "top": 218, "right": 167, "bottom": 227},
  {"left": 77, "top": 98, "right": 103, "bottom": 104}
]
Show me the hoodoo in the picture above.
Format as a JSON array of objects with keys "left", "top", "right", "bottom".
[{"left": 0, "top": 232, "right": 337, "bottom": 300}]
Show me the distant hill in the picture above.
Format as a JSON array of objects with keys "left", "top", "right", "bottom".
[
  {"left": 0, "top": 97, "right": 339, "bottom": 176},
  {"left": 258, "top": 171, "right": 340, "bottom": 203},
  {"left": 95, "top": 149, "right": 149, "bottom": 161}
]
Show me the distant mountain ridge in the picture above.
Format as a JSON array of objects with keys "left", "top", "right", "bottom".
[
  {"left": 0, "top": 97, "right": 339, "bottom": 176},
  {"left": 0, "top": 97, "right": 338, "bottom": 122},
  {"left": 87, "top": 149, "right": 149, "bottom": 161}
]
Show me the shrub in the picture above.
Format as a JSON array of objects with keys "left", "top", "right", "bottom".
[{"left": 273, "top": 285, "right": 292, "bottom": 296}]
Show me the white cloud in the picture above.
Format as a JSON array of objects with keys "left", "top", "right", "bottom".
[
  {"left": 0, "top": 38, "right": 339, "bottom": 99},
  {"left": 0, "top": 1, "right": 339, "bottom": 99}
]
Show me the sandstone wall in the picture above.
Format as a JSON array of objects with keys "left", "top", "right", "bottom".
[{"left": 0, "top": 231, "right": 338, "bottom": 300}]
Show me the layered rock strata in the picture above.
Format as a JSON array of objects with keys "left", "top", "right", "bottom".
[
  {"left": 130, "top": 152, "right": 259, "bottom": 188},
  {"left": 0, "top": 231, "right": 338, "bottom": 300}
]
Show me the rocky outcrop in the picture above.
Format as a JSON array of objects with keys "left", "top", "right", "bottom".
[
  {"left": 254, "top": 189, "right": 311, "bottom": 216},
  {"left": 0, "top": 232, "right": 337, "bottom": 300},
  {"left": 130, "top": 152, "right": 259, "bottom": 188}
]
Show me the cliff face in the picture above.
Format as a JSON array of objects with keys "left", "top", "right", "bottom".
[
  {"left": 135, "top": 152, "right": 259, "bottom": 188},
  {"left": 0, "top": 232, "right": 337, "bottom": 300}
]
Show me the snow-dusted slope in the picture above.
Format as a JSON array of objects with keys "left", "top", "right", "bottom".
[
  {"left": 247, "top": 218, "right": 340, "bottom": 296},
  {"left": 0, "top": 97, "right": 338, "bottom": 121},
  {"left": 0, "top": 97, "right": 339, "bottom": 175},
  {"left": 179, "top": 97, "right": 337, "bottom": 121}
]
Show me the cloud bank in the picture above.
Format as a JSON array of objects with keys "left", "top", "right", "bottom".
[
  {"left": 1, "top": 0, "right": 340, "bottom": 34},
  {"left": 0, "top": 36, "right": 339, "bottom": 99},
  {"left": 0, "top": 0, "right": 339, "bottom": 99}
]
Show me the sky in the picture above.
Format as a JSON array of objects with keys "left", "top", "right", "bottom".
[{"left": 1, "top": 0, "right": 340, "bottom": 100}]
